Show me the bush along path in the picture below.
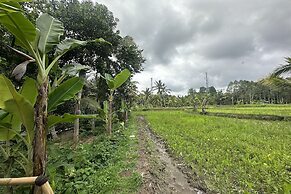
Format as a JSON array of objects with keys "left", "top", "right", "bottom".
[
  {"left": 46, "top": 121, "right": 141, "bottom": 194},
  {"left": 136, "top": 116, "right": 203, "bottom": 194}
]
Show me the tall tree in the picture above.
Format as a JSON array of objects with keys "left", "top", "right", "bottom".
[
  {"left": 141, "top": 88, "right": 151, "bottom": 107},
  {"left": 28, "top": 0, "right": 145, "bottom": 105},
  {"left": 153, "top": 80, "right": 171, "bottom": 107}
]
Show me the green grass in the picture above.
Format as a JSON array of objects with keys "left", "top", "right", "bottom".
[
  {"left": 137, "top": 110, "right": 291, "bottom": 193},
  {"left": 207, "top": 105, "right": 291, "bottom": 116},
  {"left": 47, "top": 118, "right": 141, "bottom": 194}
]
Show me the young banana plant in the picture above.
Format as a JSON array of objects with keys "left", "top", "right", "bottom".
[
  {"left": 0, "top": 77, "right": 37, "bottom": 179},
  {"left": 102, "top": 69, "right": 131, "bottom": 134},
  {"left": 120, "top": 99, "right": 129, "bottom": 123},
  {"left": 193, "top": 97, "right": 200, "bottom": 112},
  {"left": 0, "top": 0, "right": 105, "bottom": 178},
  {"left": 49, "top": 63, "right": 90, "bottom": 140}
]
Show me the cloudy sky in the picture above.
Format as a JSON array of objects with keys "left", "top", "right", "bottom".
[{"left": 96, "top": 0, "right": 291, "bottom": 95}]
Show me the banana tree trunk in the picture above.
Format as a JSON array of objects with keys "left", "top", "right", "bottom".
[
  {"left": 73, "top": 70, "right": 86, "bottom": 144},
  {"left": 91, "top": 119, "right": 95, "bottom": 131},
  {"left": 193, "top": 103, "right": 198, "bottom": 112},
  {"left": 50, "top": 126, "right": 58, "bottom": 140},
  {"left": 4, "top": 141, "right": 13, "bottom": 194},
  {"left": 33, "top": 80, "right": 48, "bottom": 177},
  {"left": 108, "top": 91, "right": 113, "bottom": 135},
  {"left": 201, "top": 98, "right": 208, "bottom": 115},
  {"left": 73, "top": 92, "right": 81, "bottom": 145},
  {"left": 124, "top": 111, "right": 128, "bottom": 123}
]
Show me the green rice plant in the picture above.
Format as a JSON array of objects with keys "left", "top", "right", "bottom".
[
  {"left": 207, "top": 105, "right": 291, "bottom": 116},
  {"left": 138, "top": 110, "right": 291, "bottom": 193}
]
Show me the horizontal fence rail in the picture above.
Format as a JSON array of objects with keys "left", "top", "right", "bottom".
[{"left": 0, "top": 176, "right": 54, "bottom": 194}]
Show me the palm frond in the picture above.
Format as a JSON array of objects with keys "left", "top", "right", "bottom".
[
  {"left": 271, "top": 57, "right": 291, "bottom": 77},
  {"left": 260, "top": 76, "right": 291, "bottom": 87}
]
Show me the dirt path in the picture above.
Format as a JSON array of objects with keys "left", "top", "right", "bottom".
[{"left": 137, "top": 116, "right": 204, "bottom": 194}]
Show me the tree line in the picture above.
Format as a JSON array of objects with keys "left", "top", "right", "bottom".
[{"left": 136, "top": 59, "right": 291, "bottom": 108}]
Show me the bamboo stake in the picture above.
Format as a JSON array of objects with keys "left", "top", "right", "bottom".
[
  {"left": 41, "top": 182, "right": 54, "bottom": 194},
  {"left": 0, "top": 177, "right": 37, "bottom": 185},
  {"left": 0, "top": 176, "right": 54, "bottom": 194}
]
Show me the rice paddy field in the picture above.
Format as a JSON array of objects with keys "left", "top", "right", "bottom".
[
  {"left": 206, "top": 104, "right": 291, "bottom": 116},
  {"left": 137, "top": 110, "right": 291, "bottom": 193}
]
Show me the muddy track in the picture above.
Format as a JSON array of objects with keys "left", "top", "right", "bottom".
[{"left": 137, "top": 116, "right": 204, "bottom": 194}]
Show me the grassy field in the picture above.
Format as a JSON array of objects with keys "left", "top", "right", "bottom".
[
  {"left": 137, "top": 110, "right": 291, "bottom": 193},
  {"left": 206, "top": 104, "right": 291, "bottom": 116}
]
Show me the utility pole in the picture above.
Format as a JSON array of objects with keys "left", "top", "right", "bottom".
[
  {"left": 202, "top": 72, "right": 209, "bottom": 114},
  {"left": 205, "top": 72, "right": 209, "bottom": 93},
  {"left": 150, "top": 77, "right": 153, "bottom": 94}
]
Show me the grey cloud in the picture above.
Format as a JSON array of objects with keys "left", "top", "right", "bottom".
[
  {"left": 255, "top": 3, "right": 291, "bottom": 51},
  {"left": 198, "top": 32, "right": 255, "bottom": 59},
  {"left": 95, "top": 0, "right": 291, "bottom": 95},
  {"left": 166, "top": 82, "right": 185, "bottom": 93},
  {"left": 152, "top": 15, "right": 197, "bottom": 63}
]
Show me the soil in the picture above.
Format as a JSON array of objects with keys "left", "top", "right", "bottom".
[{"left": 136, "top": 116, "right": 204, "bottom": 194}]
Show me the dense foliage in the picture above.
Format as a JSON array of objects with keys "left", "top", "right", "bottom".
[
  {"left": 25, "top": 0, "right": 145, "bottom": 105},
  {"left": 0, "top": 0, "right": 144, "bottom": 193},
  {"left": 48, "top": 121, "right": 141, "bottom": 193}
]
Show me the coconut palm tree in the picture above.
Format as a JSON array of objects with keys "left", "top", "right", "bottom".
[
  {"left": 153, "top": 80, "right": 171, "bottom": 95},
  {"left": 153, "top": 80, "right": 171, "bottom": 107},
  {"left": 142, "top": 88, "right": 151, "bottom": 101},
  {"left": 259, "top": 57, "right": 291, "bottom": 103}
]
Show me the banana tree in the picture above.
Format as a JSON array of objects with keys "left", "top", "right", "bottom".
[
  {"left": 50, "top": 63, "right": 90, "bottom": 141},
  {"left": 0, "top": 74, "right": 97, "bottom": 194},
  {"left": 73, "top": 69, "right": 87, "bottom": 145},
  {"left": 0, "top": 76, "right": 37, "bottom": 181},
  {"left": 103, "top": 69, "right": 131, "bottom": 134},
  {"left": 201, "top": 95, "right": 209, "bottom": 114},
  {"left": 193, "top": 97, "right": 200, "bottom": 112},
  {"left": 0, "top": 1, "right": 105, "bottom": 178},
  {"left": 59, "top": 63, "right": 91, "bottom": 144},
  {"left": 81, "top": 97, "right": 102, "bottom": 132},
  {"left": 120, "top": 99, "right": 129, "bottom": 123}
]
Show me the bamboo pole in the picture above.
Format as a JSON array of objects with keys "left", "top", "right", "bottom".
[
  {"left": 0, "top": 177, "right": 37, "bottom": 185},
  {"left": 40, "top": 182, "right": 54, "bottom": 194},
  {"left": 0, "top": 176, "right": 54, "bottom": 194}
]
